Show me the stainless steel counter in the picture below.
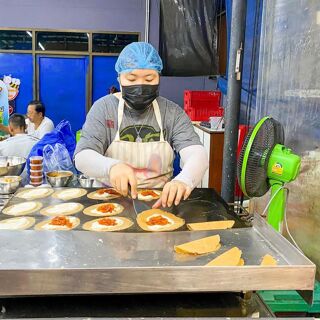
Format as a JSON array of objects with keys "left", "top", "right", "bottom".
[{"left": 0, "top": 212, "right": 315, "bottom": 297}]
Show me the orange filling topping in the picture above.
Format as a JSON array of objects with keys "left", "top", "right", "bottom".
[
  {"left": 98, "top": 218, "right": 117, "bottom": 226},
  {"left": 140, "top": 190, "right": 158, "bottom": 197},
  {"left": 97, "top": 203, "right": 116, "bottom": 213},
  {"left": 49, "top": 216, "right": 72, "bottom": 228},
  {"left": 97, "top": 188, "right": 119, "bottom": 195},
  {"left": 146, "top": 215, "right": 169, "bottom": 226}
]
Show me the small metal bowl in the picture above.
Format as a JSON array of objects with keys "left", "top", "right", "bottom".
[
  {"left": 46, "top": 171, "right": 73, "bottom": 187},
  {"left": 0, "top": 176, "right": 22, "bottom": 194},
  {"left": 78, "top": 174, "right": 95, "bottom": 188},
  {"left": 0, "top": 156, "right": 26, "bottom": 177}
]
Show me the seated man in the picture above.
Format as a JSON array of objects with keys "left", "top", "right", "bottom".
[
  {"left": 0, "top": 113, "right": 39, "bottom": 158},
  {"left": 26, "top": 100, "right": 54, "bottom": 139},
  {"left": 0, "top": 100, "right": 55, "bottom": 139}
]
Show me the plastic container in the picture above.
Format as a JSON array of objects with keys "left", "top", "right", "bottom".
[
  {"left": 30, "top": 181, "right": 43, "bottom": 187},
  {"left": 184, "top": 90, "right": 222, "bottom": 121},
  {"left": 30, "top": 176, "right": 43, "bottom": 183},
  {"left": 30, "top": 170, "right": 43, "bottom": 177},
  {"left": 209, "top": 116, "right": 224, "bottom": 130},
  {"left": 30, "top": 156, "right": 43, "bottom": 165},
  {"left": 30, "top": 164, "right": 43, "bottom": 171}
]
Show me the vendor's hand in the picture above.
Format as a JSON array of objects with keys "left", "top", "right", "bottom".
[
  {"left": 153, "top": 180, "right": 192, "bottom": 209},
  {"left": 109, "top": 163, "right": 137, "bottom": 198}
]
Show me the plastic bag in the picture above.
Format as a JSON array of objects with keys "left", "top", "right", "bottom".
[
  {"left": 27, "top": 120, "right": 77, "bottom": 173},
  {"left": 43, "top": 143, "right": 76, "bottom": 174}
]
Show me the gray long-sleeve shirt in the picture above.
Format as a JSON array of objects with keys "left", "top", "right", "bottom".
[
  {"left": 75, "top": 94, "right": 208, "bottom": 188},
  {"left": 75, "top": 94, "right": 201, "bottom": 156}
]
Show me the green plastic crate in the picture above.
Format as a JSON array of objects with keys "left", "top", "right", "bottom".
[{"left": 259, "top": 282, "right": 320, "bottom": 314}]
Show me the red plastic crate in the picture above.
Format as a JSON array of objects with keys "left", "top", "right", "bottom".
[
  {"left": 235, "top": 125, "right": 250, "bottom": 197},
  {"left": 184, "top": 90, "right": 222, "bottom": 121}
]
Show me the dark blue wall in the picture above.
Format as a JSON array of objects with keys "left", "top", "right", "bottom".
[
  {"left": 92, "top": 56, "right": 118, "bottom": 103},
  {"left": 0, "top": 53, "right": 33, "bottom": 114},
  {"left": 38, "top": 55, "right": 88, "bottom": 132}
]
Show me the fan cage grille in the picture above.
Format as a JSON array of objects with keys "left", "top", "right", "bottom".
[{"left": 237, "top": 118, "right": 284, "bottom": 197}]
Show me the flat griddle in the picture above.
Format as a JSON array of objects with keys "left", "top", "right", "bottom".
[
  {"left": 0, "top": 188, "right": 315, "bottom": 298},
  {"left": 0, "top": 188, "right": 248, "bottom": 232}
]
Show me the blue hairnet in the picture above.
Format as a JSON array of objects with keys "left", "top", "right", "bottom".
[{"left": 115, "top": 42, "right": 163, "bottom": 74}]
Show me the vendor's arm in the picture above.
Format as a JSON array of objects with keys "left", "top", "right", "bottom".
[
  {"left": 154, "top": 104, "right": 209, "bottom": 208},
  {"left": 173, "top": 143, "right": 208, "bottom": 189},
  {"left": 153, "top": 145, "right": 208, "bottom": 208},
  {"left": 75, "top": 150, "right": 137, "bottom": 197},
  {"left": 75, "top": 149, "right": 120, "bottom": 180},
  {"left": 74, "top": 98, "right": 138, "bottom": 197}
]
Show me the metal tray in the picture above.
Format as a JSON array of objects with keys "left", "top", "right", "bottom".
[{"left": 0, "top": 188, "right": 249, "bottom": 232}]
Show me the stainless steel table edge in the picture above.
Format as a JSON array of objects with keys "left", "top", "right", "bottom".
[
  {"left": 0, "top": 214, "right": 315, "bottom": 297},
  {"left": 252, "top": 214, "right": 315, "bottom": 266}
]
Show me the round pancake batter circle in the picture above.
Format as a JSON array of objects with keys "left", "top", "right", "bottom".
[
  {"left": 52, "top": 188, "right": 87, "bottom": 200},
  {"left": 3, "top": 201, "right": 43, "bottom": 216},
  {"left": 137, "top": 189, "right": 161, "bottom": 201},
  {"left": 137, "top": 209, "right": 185, "bottom": 232},
  {"left": 15, "top": 188, "right": 54, "bottom": 200},
  {"left": 40, "top": 202, "right": 84, "bottom": 216},
  {"left": 35, "top": 216, "right": 80, "bottom": 231},
  {"left": 83, "top": 217, "right": 133, "bottom": 232},
  {"left": 83, "top": 203, "right": 124, "bottom": 217},
  {"left": 0, "top": 216, "right": 35, "bottom": 230},
  {"left": 87, "top": 188, "right": 121, "bottom": 200}
]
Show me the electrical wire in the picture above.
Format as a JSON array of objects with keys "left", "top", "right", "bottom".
[
  {"left": 283, "top": 187, "right": 303, "bottom": 253},
  {"left": 260, "top": 184, "right": 284, "bottom": 217},
  {"left": 260, "top": 185, "right": 303, "bottom": 253}
]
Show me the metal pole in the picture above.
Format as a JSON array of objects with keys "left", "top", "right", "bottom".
[
  {"left": 221, "top": 0, "right": 247, "bottom": 203},
  {"left": 144, "top": 0, "right": 150, "bottom": 42}
]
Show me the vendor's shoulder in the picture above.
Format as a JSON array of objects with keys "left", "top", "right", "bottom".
[
  {"left": 157, "top": 96, "right": 181, "bottom": 110},
  {"left": 91, "top": 94, "right": 119, "bottom": 112}
]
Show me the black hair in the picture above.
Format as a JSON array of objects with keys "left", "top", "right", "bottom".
[
  {"left": 9, "top": 113, "right": 26, "bottom": 131},
  {"left": 28, "top": 100, "right": 45, "bottom": 117},
  {"left": 109, "top": 86, "right": 119, "bottom": 94}
]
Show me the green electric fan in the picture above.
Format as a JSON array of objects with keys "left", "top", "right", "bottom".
[{"left": 237, "top": 116, "right": 301, "bottom": 231}]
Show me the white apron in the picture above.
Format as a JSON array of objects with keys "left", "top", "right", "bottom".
[{"left": 105, "top": 93, "right": 174, "bottom": 188}]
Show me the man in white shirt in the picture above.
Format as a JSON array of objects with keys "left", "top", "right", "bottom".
[
  {"left": 0, "top": 114, "right": 39, "bottom": 158},
  {"left": 26, "top": 100, "right": 54, "bottom": 139}
]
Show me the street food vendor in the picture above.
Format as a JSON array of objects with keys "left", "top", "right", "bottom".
[{"left": 75, "top": 42, "right": 208, "bottom": 208}]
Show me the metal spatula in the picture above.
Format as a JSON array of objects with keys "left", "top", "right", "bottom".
[
  {"left": 132, "top": 198, "right": 151, "bottom": 215},
  {"left": 128, "top": 186, "right": 151, "bottom": 215}
]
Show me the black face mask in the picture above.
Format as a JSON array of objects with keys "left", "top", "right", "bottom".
[{"left": 121, "top": 84, "right": 159, "bottom": 111}]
